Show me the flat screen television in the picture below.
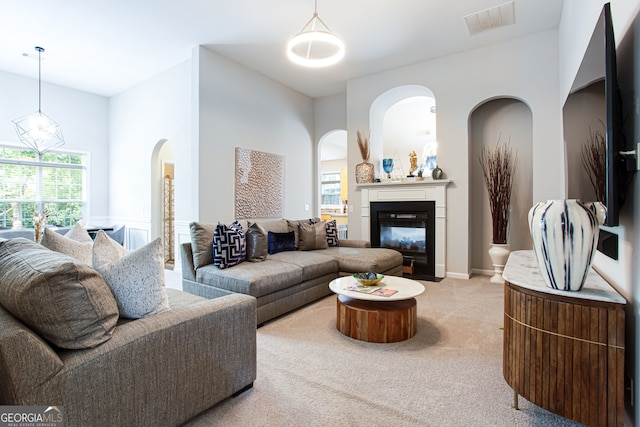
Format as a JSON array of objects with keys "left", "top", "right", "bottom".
[{"left": 563, "top": 3, "right": 627, "bottom": 229}]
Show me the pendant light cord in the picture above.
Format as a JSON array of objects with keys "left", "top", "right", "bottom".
[{"left": 36, "top": 46, "right": 44, "bottom": 113}]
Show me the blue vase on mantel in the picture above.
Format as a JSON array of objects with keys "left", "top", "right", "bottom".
[{"left": 528, "top": 199, "right": 606, "bottom": 291}]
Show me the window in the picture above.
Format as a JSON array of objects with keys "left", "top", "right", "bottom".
[
  {"left": 321, "top": 172, "right": 341, "bottom": 206},
  {"left": 0, "top": 145, "right": 87, "bottom": 228}
]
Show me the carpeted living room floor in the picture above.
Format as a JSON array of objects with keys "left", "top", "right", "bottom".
[{"left": 165, "top": 270, "right": 584, "bottom": 426}]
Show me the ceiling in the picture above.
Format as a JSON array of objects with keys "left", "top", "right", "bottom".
[{"left": 0, "top": 0, "right": 564, "bottom": 98}]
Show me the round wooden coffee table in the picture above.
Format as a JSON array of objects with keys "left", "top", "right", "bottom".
[{"left": 329, "top": 276, "right": 425, "bottom": 343}]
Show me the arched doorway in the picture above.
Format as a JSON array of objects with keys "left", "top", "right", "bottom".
[
  {"left": 151, "top": 139, "right": 175, "bottom": 268},
  {"left": 318, "top": 130, "right": 348, "bottom": 238}
]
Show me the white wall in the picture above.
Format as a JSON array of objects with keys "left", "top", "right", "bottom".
[
  {"left": 109, "top": 60, "right": 193, "bottom": 249},
  {"left": 343, "top": 30, "right": 562, "bottom": 277},
  {"left": 0, "top": 70, "right": 109, "bottom": 221},
  {"left": 196, "top": 46, "right": 314, "bottom": 224},
  {"left": 560, "top": 0, "right": 640, "bottom": 420}
]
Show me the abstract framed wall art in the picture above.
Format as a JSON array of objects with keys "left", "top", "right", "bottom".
[{"left": 235, "top": 147, "right": 285, "bottom": 219}]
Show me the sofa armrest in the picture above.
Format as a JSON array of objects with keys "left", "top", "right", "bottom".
[
  {"left": 180, "top": 242, "right": 196, "bottom": 281},
  {"left": 0, "top": 306, "right": 64, "bottom": 403},
  {"left": 339, "top": 239, "right": 371, "bottom": 248}
]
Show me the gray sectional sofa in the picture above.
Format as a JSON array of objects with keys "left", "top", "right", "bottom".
[
  {"left": 0, "top": 237, "right": 257, "bottom": 427},
  {"left": 181, "top": 218, "right": 403, "bottom": 325}
]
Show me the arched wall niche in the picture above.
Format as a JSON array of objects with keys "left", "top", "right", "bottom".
[
  {"left": 468, "top": 97, "right": 534, "bottom": 275},
  {"left": 370, "top": 85, "right": 436, "bottom": 176}
]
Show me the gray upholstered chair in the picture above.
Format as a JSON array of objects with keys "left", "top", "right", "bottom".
[
  {"left": 0, "top": 229, "right": 35, "bottom": 240},
  {"left": 106, "top": 225, "right": 125, "bottom": 245}
]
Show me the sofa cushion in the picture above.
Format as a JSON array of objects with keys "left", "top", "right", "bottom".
[
  {"left": 94, "top": 234, "right": 170, "bottom": 319},
  {"left": 189, "top": 222, "right": 216, "bottom": 269},
  {"left": 256, "top": 219, "right": 289, "bottom": 234},
  {"left": 298, "top": 221, "right": 329, "bottom": 251},
  {"left": 0, "top": 238, "right": 118, "bottom": 349},
  {"left": 313, "top": 247, "right": 403, "bottom": 273},
  {"left": 196, "top": 259, "right": 302, "bottom": 298},
  {"left": 246, "top": 222, "right": 268, "bottom": 262},
  {"left": 325, "top": 220, "right": 339, "bottom": 247},
  {"left": 40, "top": 225, "right": 93, "bottom": 265},
  {"left": 214, "top": 221, "right": 246, "bottom": 269},
  {"left": 267, "top": 231, "right": 296, "bottom": 254},
  {"left": 269, "top": 250, "right": 338, "bottom": 281}
]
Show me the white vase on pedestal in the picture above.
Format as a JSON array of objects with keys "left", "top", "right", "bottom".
[{"left": 488, "top": 243, "right": 511, "bottom": 283}]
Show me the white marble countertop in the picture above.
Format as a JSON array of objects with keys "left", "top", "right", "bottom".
[{"left": 503, "top": 250, "right": 626, "bottom": 304}]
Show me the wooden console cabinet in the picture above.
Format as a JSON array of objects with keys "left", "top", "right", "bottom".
[{"left": 502, "top": 251, "right": 626, "bottom": 426}]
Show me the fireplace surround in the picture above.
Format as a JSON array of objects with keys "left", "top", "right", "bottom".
[{"left": 358, "top": 179, "right": 450, "bottom": 278}]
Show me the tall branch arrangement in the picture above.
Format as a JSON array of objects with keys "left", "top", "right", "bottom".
[
  {"left": 479, "top": 139, "right": 517, "bottom": 244},
  {"left": 581, "top": 126, "right": 606, "bottom": 203},
  {"left": 357, "top": 130, "right": 370, "bottom": 162}
]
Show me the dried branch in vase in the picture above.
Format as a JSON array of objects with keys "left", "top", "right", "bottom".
[
  {"left": 581, "top": 126, "right": 606, "bottom": 204},
  {"left": 479, "top": 138, "right": 517, "bottom": 244},
  {"left": 356, "top": 130, "right": 370, "bottom": 162}
]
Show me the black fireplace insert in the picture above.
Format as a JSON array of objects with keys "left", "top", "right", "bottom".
[{"left": 370, "top": 201, "right": 436, "bottom": 279}]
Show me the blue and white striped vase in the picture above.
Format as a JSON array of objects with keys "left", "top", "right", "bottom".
[{"left": 528, "top": 199, "right": 606, "bottom": 291}]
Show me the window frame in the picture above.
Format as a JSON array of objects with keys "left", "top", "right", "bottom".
[
  {"left": 0, "top": 142, "right": 89, "bottom": 229},
  {"left": 320, "top": 171, "right": 342, "bottom": 208}
]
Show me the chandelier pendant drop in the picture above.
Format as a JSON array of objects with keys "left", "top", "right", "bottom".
[
  {"left": 12, "top": 46, "right": 65, "bottom": 155},
  {"left": 287, "top": 0, "right": 344, "bottom": 67}
]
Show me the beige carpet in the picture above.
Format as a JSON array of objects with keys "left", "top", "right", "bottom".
[{"left": 182, "top": 275, "right": 584, "bottom": 426}]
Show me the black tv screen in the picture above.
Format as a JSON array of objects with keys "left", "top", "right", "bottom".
[{"left": 563, "top": 3, "right": 626, "bottom": 228}]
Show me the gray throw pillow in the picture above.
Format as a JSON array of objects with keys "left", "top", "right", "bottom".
[
  {"left": 41, "top": 225, "right": 93, "bottom": 265},
  {"left": 0, "top": 238, "right": 118, "bottom": 349},
  {"left": 246, "top": 222, "right": 268, "bottom": 262},
  {"left": 93, "top": 234, "right": 170, "bottom": 319},
  {"left": 189, "top": 221, "right": 216, "bottom": 269},
  {"left": 298, "top": 221, "right": 329, "bottom": 251}
]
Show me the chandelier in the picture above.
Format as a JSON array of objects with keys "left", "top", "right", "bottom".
[
  {"left": 12, "top": 46, "right": 64, "bottom": 155},
  {"left": 287, "top": 0, "right": 344, "bottom": 67}
]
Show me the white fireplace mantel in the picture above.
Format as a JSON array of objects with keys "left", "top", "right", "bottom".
[{"left": 357, "top": 179, "right": 451, "bottom": 278}]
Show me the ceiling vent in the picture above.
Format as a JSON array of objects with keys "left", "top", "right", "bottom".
[{"left": 464, "top": 1, "right": 515, "bottom": 35}]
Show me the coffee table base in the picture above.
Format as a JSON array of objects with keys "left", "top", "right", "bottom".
[{"left": 336, "top": 295, "right": 417, "bottom": 343}]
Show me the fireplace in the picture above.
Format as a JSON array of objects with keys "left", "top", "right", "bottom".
[{"left": 370, "top": 201, "right": 436, "bottom": 279}]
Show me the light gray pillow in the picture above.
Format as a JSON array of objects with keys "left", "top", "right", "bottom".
[
  {"left": 64, "top": 222, "right": 93, "bottom": 243},
  {"left": 246, "top": 222, "right": 268, "bottom": 262},
  {"left": 0, "top": 238, "right": 118, "bottom": 349},
  {"left": 92, "top": 230, "right": 127, "bottom": 269},
  {"left": 298, "top": 221, "right": 329, "bottom": 251},
  {"left": 94, "top": 236, "right": 169, "bottom": 319},
  {"left": 41, "top": 226, "right": 93, "bottom": 265},
  {"left": 189, "top": 221, "right": 216, "bottom": 269}
]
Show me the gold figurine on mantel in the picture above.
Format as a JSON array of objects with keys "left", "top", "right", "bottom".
[{"left": 409, "top": 151, "right": 418, "bottom": 176}]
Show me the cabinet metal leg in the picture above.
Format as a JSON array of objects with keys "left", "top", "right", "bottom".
[{"left": 513, "top": 390, "right": 519, "bottom": 410}]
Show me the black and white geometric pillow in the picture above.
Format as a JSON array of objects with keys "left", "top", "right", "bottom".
[
  {"left": 213, "top": 221, "right": 246, "bottom": 269},
  {"left": 325, "top": 219, "right": 339, "bottom": 247}
]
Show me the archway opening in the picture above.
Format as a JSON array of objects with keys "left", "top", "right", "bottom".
[
  {"left": 151, "top": 139, "right": 175, "bottom": 268},
  {"left": 318, "top": 129, "right": 348, "bottom": 238}
]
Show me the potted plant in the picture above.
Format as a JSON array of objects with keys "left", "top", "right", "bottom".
[
  {"left": 355, "top": 130, "right": 374, "bottom": 183},
  {"left": 479, "top": 138, "right": 517, "bottom": 283}
]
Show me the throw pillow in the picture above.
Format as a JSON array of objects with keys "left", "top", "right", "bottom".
[
  {"left": 213, "top": 221, "right": 246, "bottom": 269},
  {"left": 64, "top": 222, "right": 94, "bottom": 243},
  {"left": 267, "top": 231, "right": 296, "bottom": 254},
  {"left": 41, "top": 225, "right": 93, "bottom": 265},
  {"left": 189, "top": 222, "right": 217, "bottom": 269},
  {"left": 298, "top": 221, "right": 329, "bottom": 251},
  {"left": 93, "top": 236, "right": 170, "bottom": 319},
  {"left": 0, "top": 238, "right": 118, "bottom": 349},
  {"left": 287, "top": 218, "right": 317, "bottom": 249},
  {"left": 325, "top": 219, "right": 340, "bottom": 247},
  {"left": 246, "top": 222, "right": 268, "bottom": 262}
]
